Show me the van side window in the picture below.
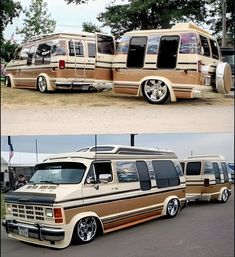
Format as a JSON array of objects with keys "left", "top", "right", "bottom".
[
  {"left": 19, "top": 46, "right": 30, "bottom": 60},
  {"left": 152, "top": 160, "right": 180, "bottom": 188},
  {"left": 51, "top": 40, "right": 66, "bottom": 56},
  {"left": 212, "top": 162, "right": 221, "bottom": 183},
  {"left": 221, "top": 162, "right": 229, "bottom": 182},
  {"left": 88, "top": 43, "right": 96, "bottom": 58},
  {"left": 199, "top": 35, "right": 210, "bottom": 57},
  {"left": 186, "top": 162, "right": 201, "bottom": 175},
  {"left": 35, "top": 42, "right": 51, "bottom": 64},
  {"left": 209, "top": 39, "right": 219, "bottom": 59},
  {"left": 173, "top": 161, "right": 184, "bottom": 176},
  {"left": 93, "top": 162, "right": 113, "bottom": 183},
  {"left": 69, "top": 41, "right": 84, "bottom": 56},
  {"left": 127, "top": 37, "right": 147, "bottom": 68},
  {"left": 116, "top": 35, "right": 130, "bottom": 54},
  {"left": 204, "top": 162, "right": 214, "bottom": 174},
  {"left": 116, "top": 161, "right": 138, "bottom": 182},
  {"left": 136, "top": 161, "right": 151, "bottom": 190},
  {"left": 179, "top": 33, "right": 197, "bottom": 54},
  {"left": 180, "top": 162, "right": 185, "bottom": 174},
  {"left": 147, "top": 36, "right": 160, "bottom": 54},
  {"left": 97, "top": 35, "right": 114, "bottom": 55}
]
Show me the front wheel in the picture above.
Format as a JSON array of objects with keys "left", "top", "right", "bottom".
[
  {"left": 166, "top": 198, "right": 179, "bottom": 218},
  {"left": 72, "top": 216, "right": 98, "bottom": 244},
  {"left": 37, "top": 76, "right": 47, "bottom": 93},
  {"left": 220, "top": 189, "right": 229, "bottom": 203},
  {"left": 142, "top": 79, "right": 170, "bottom": 104}
]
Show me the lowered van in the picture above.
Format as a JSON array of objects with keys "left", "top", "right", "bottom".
[
  {"left": 2, "top": 145, "right": 186, "bottom": 248},
  {"left": 180, "top": 154, "right": 232, "bottom": 202},
  {"left": 5, "top": 32, "right": 115, "bottom": 92},
  {"left": 112, "top": 22, "right": 232, "bottom": 104}
]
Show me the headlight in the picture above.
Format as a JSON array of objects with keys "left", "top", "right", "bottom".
[
  {"left": 45, "top": 208, "right": 53, "bottom": 217},
  {"left": 6, "top": 204, "right": 12, "bottom": 213}
]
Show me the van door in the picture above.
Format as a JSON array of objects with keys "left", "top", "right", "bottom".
[
  {"left": 95, "top": 34, "right": 115, "bottom": 82},
  {"left": 157, "top": 36, "right": 180, "bottom": 69}
]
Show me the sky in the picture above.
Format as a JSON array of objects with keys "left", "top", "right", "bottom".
[
  {"left": 4, "top": 0, "right": 127, "bottom": 42},
  {"left": 1, "top": 133, "right": 234, "bottom": 163}
]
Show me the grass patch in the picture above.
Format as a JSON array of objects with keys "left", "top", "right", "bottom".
[{"left": 1, "top": 193, "right": 5, "bottom": 219}]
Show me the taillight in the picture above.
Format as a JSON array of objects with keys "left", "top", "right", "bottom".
[
  {"left": 197, "top": 60, "right": 202, "bottom": 72},
  {"left": 59, "top": 60, "right": 65, "bottom": 69},
  {"left": 53, "top": 208, "right": 63, "bottom": 223},
  {"left": 204, "top": 178, "right": 210, "bottom": 187}
]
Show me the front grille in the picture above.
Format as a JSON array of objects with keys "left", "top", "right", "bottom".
[{"left": 10, "top": 204, "right": 45, "bottom": 221}]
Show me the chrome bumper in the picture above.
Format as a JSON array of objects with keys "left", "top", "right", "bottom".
[{"left": 2, "top": 219, "right": 65, "bottom": 241}]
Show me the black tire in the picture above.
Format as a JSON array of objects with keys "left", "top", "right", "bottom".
[
  {"left": 37, "top": 76, "right": 47, "bottom": 93},
  {"left": 72, "top": 216, "right": 98, "bottom": 244},
  {"left": 5, "top": 76, "right": 11, "bottom": 87},
  {"left": 142, "top": 79, "right": 170, "bottom": 104},
  {"left": 220, "top": 189, "right": 229, "bottom": 203},
  {"left": 166, "top": 198, "right": 179, "bottom": 218}
]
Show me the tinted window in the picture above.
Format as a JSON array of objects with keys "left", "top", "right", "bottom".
[
  {"left": 51, "top": 40, "right": 66, "bottom": 56},
  {"left": 209, "top": 39, "right": 219, "bottom": 59},
  {"left": 88, "top": 43, "right": 96, "bottom": 58},
  {"left": 127, "top": 37, "right": 147, "bottom": 68},
  {"left": 35, "top": 42, "right": 51, "bottom": 64},
  {"left": 116, "top": 161, "right": 138, "bottom": 182},
  {"left": 97, "top": 35, "right": 114, "bottom": 55},
  {"left": 221, "top": 162, "right": 229, "bottom": 182},
  {"left": 186, "top": 162, "right": 201, "bottom": 175},
  {"left": 204, "top": 162, "right": 214, "bottom": 174},
  {"left": 69, "top": 41, "right": 84, "bottom": 56},
  {"left": 179, "top": 33, "right": 198, "bottom": 54},
  {"left": 199, "top": 36, "right": 210, "bottom": 57},
  {"left": 116, "top": 35, "right": 130, "bottom": 54},
  {"left": 180, "top": 162, "right": 185, "bottom": 174},
  {"left": 136, "top": 161, "right": 151, "bottom": 191},
  {"left": 212, "top": 162, "right": 221, "bottom": 183},
  {"left": 94, "top": 162, "right": 113, "bottom": 182},
  {"left": 152, "top": 160, "right": 180, "bottom": 188}
]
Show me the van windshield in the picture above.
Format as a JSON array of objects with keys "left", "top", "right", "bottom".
[{"left": 30, "top": 162, "right": 87, "bottom": 184}]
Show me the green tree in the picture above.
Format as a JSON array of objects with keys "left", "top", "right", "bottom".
[
  {"left": 1, "top": 40, "right": 19, "bottom": 62},
  {"left": 17, "top": 0, "right": 56, "bottom": 42},
  {"left": 0, "top": 0, "right": 22, "bottom": 41},
  {"left": 207, "top": 0, "right": 234, "bottom": 46},
  {"left": 97, "top": 0, "right": 208, "bottom": 38},
  {"left": 82, "top": 22, "right": 102, "bottom": 33}
]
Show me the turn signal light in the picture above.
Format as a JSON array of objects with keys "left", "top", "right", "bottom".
[
  {"left": 59, "top": 60, "right": 65, "bottom": 69},
  {"left": 53, "top": 208, "right": 63, "bottom": 223}
]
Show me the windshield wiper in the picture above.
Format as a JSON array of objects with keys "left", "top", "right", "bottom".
[{"left": 39, "top": 180, "right": 58, "bottom": 184}]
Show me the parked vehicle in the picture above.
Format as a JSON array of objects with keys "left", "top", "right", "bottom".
[
  {"left": 4, "top": 32, "right": 115, "bottom": 92},
  {"left": 228, "top": 162, "right": 234, "bottom": 183},
  {"left": 112, "top": 22, "right": 232, "bottom": 104},
  {"left": 2, "top": 145, "right": 186, "bottom": 248},
  {"left": 180, "top": 154, "right": 232, "bottom": 202}
]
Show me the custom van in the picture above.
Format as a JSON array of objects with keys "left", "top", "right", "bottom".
[
  {"left": 180, "top": 155, "right": 232, "bottom": 202},
  {"left": 2, "top": 145, "right": 186, "bottom": 249},
  {"left": 112, "top": 22, "right": 232, "bottom": 104},
  {"left": 5, "top": 32, "right": 115, "bottom": 92}
]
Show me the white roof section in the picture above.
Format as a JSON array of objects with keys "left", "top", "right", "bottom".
[
  {"left": 187, "top": 154, "right": 225, "bottom": 161},
  {"left": 1, "top": 152, "right": 53, "bottom": 167}
]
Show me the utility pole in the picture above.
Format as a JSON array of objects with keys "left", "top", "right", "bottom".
[
  {"left": 130, "top": 134, "right": 137, "bottom": 146},
  {"left": 222, "top": 0, "right": 227, "bottom": 47}
]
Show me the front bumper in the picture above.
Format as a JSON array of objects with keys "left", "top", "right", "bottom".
[{"left": 2, "top": 219, "right": 65, "bottom": 242}]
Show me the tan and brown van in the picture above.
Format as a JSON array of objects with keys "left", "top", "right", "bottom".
[
  {"left": 112, "top": 22, "right": 232, "bottom": 104},
  {"left": 5, "top": 32, "right": 115, "bottom": 92},
  {"left": 2, "top": 145, "right": 186, "bottom": 248},
  {"left": 180, "top": 154, "right": 232, "bottom": 202}
]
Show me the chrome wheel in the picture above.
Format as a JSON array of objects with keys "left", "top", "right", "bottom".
[
  {"left": 37, "top": 76, "right": 47, "bottom": 92},
  {"left": 142, "top": 79, "right": 170, "bottom": 104},
  {"left": 167, "top": 198, "right": 179, "bottom": 218},
  {"left": 221, "top": 189, "right": 229, "bottom": 203},
  {"left": 76, "top": 217, "right": 97, "bottom": 243}
]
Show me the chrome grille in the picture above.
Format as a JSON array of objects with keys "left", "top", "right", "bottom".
[{"left": 9, "top": 204, "right": 45, "bottom": 221}]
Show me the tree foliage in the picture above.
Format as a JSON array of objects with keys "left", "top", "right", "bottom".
[
  {"left": 17, "top": 0, "right": 56, "bottom": 42},
  {"left": 82, "top": 22, "right": 102, "bottom": 33},
  {"left": 97, "top": 0, "right": 208, "bottom": 38},
  {"left": 1, "top": 0, "right": 22, "bottom": 41},
  {"left": 1, "top": 40, "right": 19, "bottom": 62}
]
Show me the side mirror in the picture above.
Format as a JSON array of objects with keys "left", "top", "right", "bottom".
[{"left": 99, "top": 174, "right": 112, "bottom": 183}]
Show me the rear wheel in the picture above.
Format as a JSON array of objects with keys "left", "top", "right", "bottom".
[
  {"left": 72, "top": 216, "right": 98, "bottom": 244},
  {"left": 166, "top": 198, "right": 179, "bottom": 218},
  {"left": 37, "top": 76, "right": 47, "bottom": 93},
  {"left": 142, "top": 79, "right": 170, "bottom": 104},
  {"left": 220, "top": 189, "right": 229, "bottom": 203}
]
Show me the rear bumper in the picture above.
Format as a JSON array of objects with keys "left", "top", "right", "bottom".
[{"left": 2, "top": 219, "right": 65, "bottom": 242}]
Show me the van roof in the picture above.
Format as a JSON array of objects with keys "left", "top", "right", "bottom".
[
  {"left": 27, "top": 31, "right": 96, "bottom": 42},
  {"left": 187, "top": 154, "right": 225, "bottom": 161},
  {"left": 42, "top": 145, "right": 177, "bottom": 162},
  {"left": 125, "top": 22, "right": 211, "bottom": 37}
]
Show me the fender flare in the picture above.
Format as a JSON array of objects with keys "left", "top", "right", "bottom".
[
  {"left": 36, "top": 73, "right": 55, "bottom": 91},
  {"left": 67, "top": 211, "right": 103, "bottom": 243},
  {"left": 5, "top": 73, "right": 16, "bottom": 88},
  {"left": 138, "top": 76, "right": 177, "bottom": 102},
  {"left": 161, "top": 195, "right": 180, "bottom": 216}
]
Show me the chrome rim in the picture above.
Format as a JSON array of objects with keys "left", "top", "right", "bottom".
[
  {"left": 167, "top": 199, "right": 179, "bottom": 216},
  {"left": 222, "top": 189, "right": 228, "bottom": 202},
  {"left": 38, "top": 76, "right": 47, "bottom": 92},
  {"left": 77, "top": 217, "right": 97, "bottom": 242},
  {"left": 144, "top": 79, "right": 168, "bottom": 103}
]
